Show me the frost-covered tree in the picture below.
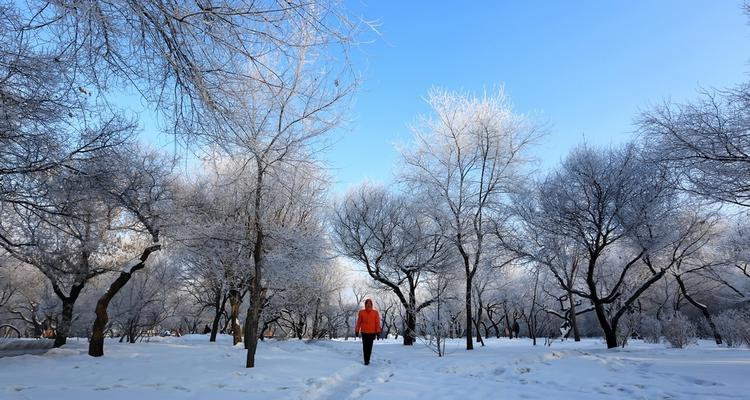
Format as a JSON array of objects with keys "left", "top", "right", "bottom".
[
  {"left": 512, "top": 185, "right": 598, "bottom": 342},
  {"left": 174, "top": 159, "right": 257, "bottom": 344},
  {"left": 0, "top": 147, "right": 126, "bottom": 347},
  {"left": 272, "top": 262, "right": 345, "bottom": 339},
  {"left": 638, "top": 85, "right": 750, "bottom": 208},
  {"left": 2, "top": 1, "right": 355, "bottom": 361},
  {"left": 534, "top": 143, "right": 710, "bottom": 348},
  {"left": 0, "top": 260, "right": 57, "bottom": 338},
  {"left": 2, "top": 0, "right": 356, "bottom": 142},
  {"left": 221, "top": 49, "right": 350, "bottom": 367},
  {"left": 107, "top": 253, "right": 180, "bottom": 343},
  {"left": 176, "top": 147, "right": 333, "bottom": 365},
  {"left": 87, "top": 145, "right": 172, "bottom": 357},
  {"left": 332, "top": 184, "right": 451, "bottom": 345},
  {"left": 400, "top": 88, "right": 538, "bottom": 350},
  {"left": 419, "top": 265, "right": 456, "bottom": 357},
  {"left": 1, "top": 5, "right": 131, "bottom": 215}
]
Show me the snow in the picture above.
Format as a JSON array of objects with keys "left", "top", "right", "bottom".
[{"left": 1, "top": 335, "right": 748, "bottom": 399}]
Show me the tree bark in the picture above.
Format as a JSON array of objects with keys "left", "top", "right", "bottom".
[
  {"left": 568, "top": 292, "right": 581, "bottom": 342},
  {"left": 229, "top": 289, "right": 243, "bottom": 345},
  {"left": 209, "top": 291, "right": 226, "bottom": 342},
  {"left": 245, "top": 171, "right": 265, "bottom": 368},
  {"left": 465, "top": 279, "right": 474, "bottom": 350},
  {"left": 89, "top": 245, "right": 161, "bottom": 357},
  {"left": 585, "top": 254, "right": 618, "bottom": 349},
  {"left": 474, "top": 295, "right": 484, "bottom": 346},
  {"left": 675, "top": 275, "right": 722, "bottom": 345},
  {"left": 244, "top": 286, "right": 264, "bottom": 367},
  {"left": 502, "top": 304, "right": 513, "bottom": 338},
  {"left": 591, "top": 299, "right": 618, "bottom": 349},
  {"left": 403, "top": 290, "right": 417, "bottom": 346},
  {"left": 52, "top": 282, "right": 85, "bottom": 348}
]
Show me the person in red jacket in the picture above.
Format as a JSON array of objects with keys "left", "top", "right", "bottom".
[{"left": 355, "top": 298, "right": 381, "bottom": 365}]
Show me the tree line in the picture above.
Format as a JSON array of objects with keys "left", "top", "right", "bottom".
[{"left": 1, "top": 1, "right": 750, "bottom": 371}]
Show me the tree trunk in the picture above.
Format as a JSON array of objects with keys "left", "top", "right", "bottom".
[
  {"left": 89, "top": 245, "right": 161, "bottom": 357},
  {"left": 592, "top": 300, "right": 617, "bottom": 349},
  {"left": 209, "top": 291, "right": 226, "bottom": 342},
  {"left": 475, "top": 297, "right": 484, "bottom": 346},
  {"left": 403, "top": 310, "right": 416, "bottom": 345},
  {"left": 229, "top": 289, "right": 243, "bottom": 345},
  {"left": 465, "top": 274, "right": 474, "bottom": 350},
  {"left": 403, "top": 292, "right": 417, "bottom": 346},
  {"left": 675, "top": 275, "right": 722, "bottom": 345},
  {"left": 474, "top": 317, "right": 485, "bottom": 346},
  {"left": 311, "top": 298, "right": 321, "bottom": 339},
  {"left": 52, "top": 282, "right": 85, "bottom": 348},
  {"left": 55, "top": 298, "right": 75, "bottom": 348},
  {"left": 585, "top": 254, "right": 618, "bottom": 348},
  {"left": 245, "top": 171, "right": 265, "bottom": 368},
  {"left": 482, "top": 321, "right": 490, "bottom": 339},
  {"left": 502, "top": 304, "right": 513, "bottom": 338},
  {"left": 127, "top": 323, "right": 137, "bottom": 343},
  {"left": 568, "top": 292, "right": 581, "bottom": 342},
  {"left": 244, "top": 287, "right": 264, "bottom": 367}
]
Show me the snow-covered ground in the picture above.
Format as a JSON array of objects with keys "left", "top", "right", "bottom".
[{"left": 1, "top": 335, "right": 748, "bottom": 399}]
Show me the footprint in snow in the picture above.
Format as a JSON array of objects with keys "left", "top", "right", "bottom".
[
  {"left": 681, "top": 376, "right": 723, "bottom": 387},
  {"left": 516, "top": 367, "right": 531, "bottom": 374},
  {"left": 376, "top": 371, "right": 394, "bottom": 383},
  {"left": 351, "top": 386, "right": 372, "bottom": 397}
]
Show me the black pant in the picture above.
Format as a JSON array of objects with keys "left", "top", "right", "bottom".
[{"left": 361, "top": 333, "right": 376, "bottom": 364}]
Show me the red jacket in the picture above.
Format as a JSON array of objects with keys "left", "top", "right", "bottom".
[{"left": 355, "top": 306, "right": 381, "bottom": 335}]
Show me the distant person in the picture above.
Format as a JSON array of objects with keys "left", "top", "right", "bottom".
[
  {"left": 512, "top": 320, "right": 520, "bottom": 339},
  {"left": 355, "top": 299, "right": 381, "bottom": 365}
]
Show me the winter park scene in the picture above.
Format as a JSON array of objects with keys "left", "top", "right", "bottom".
[{"left": 2, "top": 1, "right": 750, "bottom": 399}]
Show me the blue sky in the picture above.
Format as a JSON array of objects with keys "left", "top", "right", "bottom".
[
  {"left": 322, "top": 0, "right": 750, "bottom": 193},
  {"left": 131, "top": 1, "right": 750, "bottom": 193}
]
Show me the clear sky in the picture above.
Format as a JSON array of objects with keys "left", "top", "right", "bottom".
[{"left": 323, "top": 0, "right": 750, "bottom": 193}]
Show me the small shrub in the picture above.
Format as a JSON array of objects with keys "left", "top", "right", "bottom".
[
  {"left": 616, "top": 311, "right": 640, "bottom": 347},
  {"left": 662, "top": 312, "right": 696, "bottom": 349},
  {"left": 640, "top": 315, "right": 661, "bottom": 344},
  {"left": 714, "top": 309, "right": 750, "bottom": 348}
]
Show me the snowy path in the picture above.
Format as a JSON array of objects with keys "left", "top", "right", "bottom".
[
  {"left": 301, "top": 341, "right": 396, "bottom": 400},
  {"left": 0, "top": 335, "right": 748, "bottom": 399}
]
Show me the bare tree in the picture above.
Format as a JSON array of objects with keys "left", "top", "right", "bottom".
[
  {"left": 87, "top": 146, "right": 173, "bottom": 356},
  {"left": 400, "top": 88, "right": 538, "bottom": 350},
  {"left": 638, "top": 85, "right": 750, "bottom": 208},
  {"left": 3, "top": 1, "right": 357, "bottom": 142},
  {"left": 420, "top": 265, "right": 455, "bottom": 357},
  {"left": 0, "top": 139, "right": 136, "bottom": 347},
  {"left": 107, "top": 254, "right": 177, "bottom": 343},
  {"left": 332, "top": 184, "right": 450, "bottom": 345},
  {"left": 173, "top": 161, "right": 257, "bottom": 344},
  {"left": 533, "top": 143, "right": 714, "bottom": 348},
  {"left": 1, "top": 5, "right": 130, "bottom": 214},
  {"left": 213, "top": 39, "right": 351, "bottom": 367},
  {"left": 511, "top": 188, "right": 593, "bottom": 342}
]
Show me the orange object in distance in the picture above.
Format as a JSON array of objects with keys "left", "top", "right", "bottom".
[{"left": 355, "top": 299, "right": 381, "bottom": 335}]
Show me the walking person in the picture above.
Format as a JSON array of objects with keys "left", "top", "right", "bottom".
[{"left": 355, "top": 299, "right": 381, "bottom": 365}]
